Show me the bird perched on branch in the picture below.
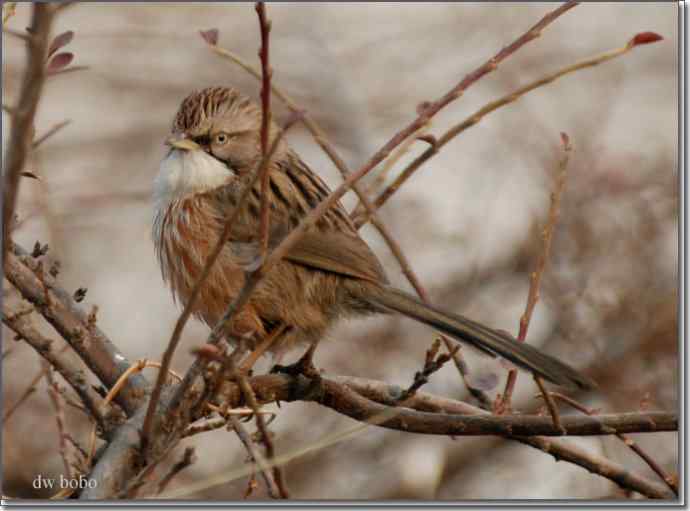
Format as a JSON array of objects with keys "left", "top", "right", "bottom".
[{"left": 152, "top": 86, "right": 595, "bottom": 391}]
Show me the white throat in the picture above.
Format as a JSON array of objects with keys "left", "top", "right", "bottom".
[
  {"left": 152, "top": 148, "right": 234, "bottom": 245},
  {"left": 153, "top": 148, "right": 233, "bottom": 210}
]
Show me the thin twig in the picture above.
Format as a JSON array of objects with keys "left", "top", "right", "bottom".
[
  {"left": 497, "top": 133, "right": 572, "bottom": 413},
  {"left": 44, "top": 364, "right": 73, "bottom": 479},
  {"left": 228, "top": 415, "right": 281, "bottom": 498},
  {"left": 234, "top": 370, "right": 289, "bottom": 498},
  {"left": 534, "top": 374, "right": 565, "bottom": 434},
  {"left": 367, "top": 31, "right": 664, "bottom": 219},
  {"left": 32, "top": 119, "right": 71, "bottom": 148},
  {"left": 255, "top": 1, "right": 273, "bottom": 260}
]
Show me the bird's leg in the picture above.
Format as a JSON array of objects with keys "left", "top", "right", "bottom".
[
  {"left": 238, "top": 323, "right": 288, "bottom": 374},
  {"left": 271, "top": 341, "right": 319, "bottom": 379}
]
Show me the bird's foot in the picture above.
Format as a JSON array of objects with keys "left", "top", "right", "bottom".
[{"left": 271, "top": 344, "right": 319, "bottom": 379}]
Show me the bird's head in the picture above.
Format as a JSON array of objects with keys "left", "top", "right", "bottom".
[{"left": 155, "top": 87, "right": 285, "bottom": 207}]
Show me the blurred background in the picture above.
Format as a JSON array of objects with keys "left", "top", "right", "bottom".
[{"left": 2, "top": 2, "right": 678, "bottom": 500}]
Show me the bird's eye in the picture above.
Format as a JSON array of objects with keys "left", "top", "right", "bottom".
[{"left": 214, "top": 132, "right": 229, "bottom": 145}]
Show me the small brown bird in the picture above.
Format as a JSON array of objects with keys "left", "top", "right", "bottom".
[{"left": 152, "top": 86, "right": 595, "bottom": 390}]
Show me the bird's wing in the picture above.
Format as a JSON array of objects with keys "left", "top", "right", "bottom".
[{"left": 281, "top": 229, "right": 387, "bottom": 284}]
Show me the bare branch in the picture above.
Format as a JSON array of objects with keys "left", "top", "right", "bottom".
[
  {"left": 4, "top": 245, "right": 149, "bottom": 415},
  {"left": 2, "top": 4, "right": 55, "bottom": 260},
  {"left": 498, "top": 133, "right": 572, "bottom": 412},
  {"left": 228, "top": 414, "right": 281, "bottom": 498},
  {"left": 367, "top": 31, "right": 664, "bottom": 218},
  {"left": 2, "top": 300, "right": 108, "bottom": 430},
  {"left": 255, "top": 1, "right": 273, "bottom": 259}
]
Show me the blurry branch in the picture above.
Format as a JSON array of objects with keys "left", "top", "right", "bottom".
[
  {"left": 156, "top": 446, "right": 196, "bottom": 495},
  {"left": 2, "top": 344, "right": 69, "bottom": 423},
  {"left": 3, "top": 299, "right": 108, "bottom": 431},
  {"left": 547, "top": 392, "right": 679, "bottom": 496},
  {"left": 234, "top": 366, "right": 289, "bottom": 498},
  {"left": 4, "top": 245, "right": 149, "bottom": 415},
  {"left": 206, "top": 1, "right": 582, "bottom": 402},
  {"left": 3, "top": 26, "right": 28, "bottom": 42},
  {"left": 45, "top": 363, "right": 74, "bottom": 479},
  {"left": 228, "top": 415, "right": 281, "bottom": 499},
  {"left": 363, "top": 31, "right": 665, "bottom": 222},
  {"left": 2, "top": 4, "right": 55, "bottom": 261},
  {"left": 497, "top": 133, "right": 572, "bottom": 414}
]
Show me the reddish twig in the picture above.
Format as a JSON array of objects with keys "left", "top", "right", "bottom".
[
  {"left": 365, "top": 31, "right": 664, "bottom": 223},
  {"left": 256, "top": 1, "right": 273, "bottom": 259},
  {"left": 497, "top": 133, "right": 572, "bottom": 413}
]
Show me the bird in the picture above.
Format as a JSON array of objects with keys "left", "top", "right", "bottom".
[{"left": 152, "top": 86, "right": 595, "bottom": 391}]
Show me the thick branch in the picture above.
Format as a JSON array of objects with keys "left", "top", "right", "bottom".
[
  {"left": 216, "top": 373, "right": 676, "bottom": 437},
  {"left": 4, "top": 246, "right": 149, "bottom": 415}
]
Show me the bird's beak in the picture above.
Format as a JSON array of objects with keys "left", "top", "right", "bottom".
[{"left": 165, "top": 135, "right": 201, "bottom": 152}]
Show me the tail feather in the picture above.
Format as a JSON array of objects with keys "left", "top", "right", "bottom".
[{"left": 367, "top": 286, "right": 596, "bottom": 391}]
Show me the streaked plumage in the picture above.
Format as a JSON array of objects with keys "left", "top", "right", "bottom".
[{"left": 152, "top": 86, "right": 595, "bottom": 390}]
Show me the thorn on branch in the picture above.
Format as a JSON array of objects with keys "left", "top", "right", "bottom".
[
  {"left": 20, "top": 171, "right": 40, "bottom": 180},
  {"left": 415, "top": 133, "right": 438, "bottom": 149}
]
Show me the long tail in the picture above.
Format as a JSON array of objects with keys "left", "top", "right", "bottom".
[{"left": 366, "top": 286, "right": 596, "bottom": 391}]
